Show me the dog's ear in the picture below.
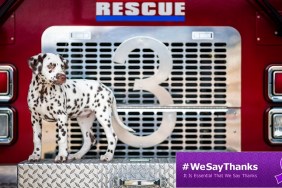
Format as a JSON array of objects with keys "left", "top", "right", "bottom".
[
  {"left": 58, "top": 54, "right": 69, "bottom": 69},
  {"left": 28, "top": 53, "right": 47, "bottom": 73}
]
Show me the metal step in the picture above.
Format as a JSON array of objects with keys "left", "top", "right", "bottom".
[{"left": 18, "top": 159, "right": 176, "bottom": 188}]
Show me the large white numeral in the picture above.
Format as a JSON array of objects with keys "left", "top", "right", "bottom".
[{"left": 112, "top": 36, "right": 177, "bottom": 148}]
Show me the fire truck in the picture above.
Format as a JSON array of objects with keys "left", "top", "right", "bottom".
[{"left": 0, "top": 0, "right": 282, "bottom": 187}]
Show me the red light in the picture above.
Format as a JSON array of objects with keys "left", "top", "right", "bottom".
[{"left": 0, "top": 71, "right": 8, "bottom": 94}]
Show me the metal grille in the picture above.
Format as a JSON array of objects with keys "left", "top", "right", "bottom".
[
  {"left": 56, "top": 42, "right": 227, "bottom": 106},
  {"left": 42, "top": 26, "right": 241, "bottom": 159},
  {"left": 67, "top": 109, "right": 238, "bottom": 159}
]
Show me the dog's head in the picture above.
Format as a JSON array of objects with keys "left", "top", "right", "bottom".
[{"left": 28, "top": 53, "right": 68, "bottom": 85}]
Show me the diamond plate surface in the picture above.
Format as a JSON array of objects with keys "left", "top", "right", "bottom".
[{"left": 18, "top": 159, "right": 175, "bottom": 188}]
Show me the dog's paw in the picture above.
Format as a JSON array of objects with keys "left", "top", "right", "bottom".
[
  {"left": 54, "top": 154, "right": 68, "bottom": 163},
  {"left": 28, "top": 154, "right": 41, "bottom": 162},
  {"left": 100, "top": 152, "right": 113, "bottom": 162}
]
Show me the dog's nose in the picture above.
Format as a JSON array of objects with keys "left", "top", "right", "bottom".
[{"left": 56, "top": 73, "right": 66, "bottom": 82}]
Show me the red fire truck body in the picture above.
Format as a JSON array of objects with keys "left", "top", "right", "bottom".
[{"left": 0, "top": 0, "right": 282, "bottom": 165}]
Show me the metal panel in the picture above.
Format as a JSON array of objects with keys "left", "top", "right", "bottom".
[
  {"left": 268, "top": 108, "right": 282, "bottom": 144},
  {"left": 41, "top": 26, "right": 241, "bottom": 158},
  {"left": 0, "top": 65, "right": 16, "bottom": 102},
  {"left": 0, "top": 107, "right": 15, "bottom": 145},
  {"left": 18, "top": 159, "right": 176, "bottom": 188},
  {"left": 267, "top": 65, "right": 282, "bottom": 102}
]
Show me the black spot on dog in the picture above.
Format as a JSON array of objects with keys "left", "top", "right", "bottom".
[{"left": 97, "top": 86, "right": 103, "bottom": 93}]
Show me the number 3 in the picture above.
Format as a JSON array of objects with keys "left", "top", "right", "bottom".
[{"left": 112, "top": 36, "right": 177, "bottom": 148}]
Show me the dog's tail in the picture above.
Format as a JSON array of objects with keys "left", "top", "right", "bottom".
[{"left": 112, "top": 97, "right": 135, "bottom": 133}]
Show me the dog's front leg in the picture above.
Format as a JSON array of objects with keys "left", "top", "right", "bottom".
[
  {"left": 55, "top": 114, "right": 68, "bottom": 162},
  {"left": 28, "top": 114, "right": 42, "bottom": 162}
]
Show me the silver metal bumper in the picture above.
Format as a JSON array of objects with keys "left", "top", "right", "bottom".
[{"left": 18, "top": 159, "right": 176, "bottom": 188}]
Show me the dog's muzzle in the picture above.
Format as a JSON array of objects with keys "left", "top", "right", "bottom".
[{"left": 54, "top": 73, "right": 66, "bottom": 85}]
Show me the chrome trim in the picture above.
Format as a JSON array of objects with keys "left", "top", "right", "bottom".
[
  {"left": 268, "top": 108, "right": 282, "bottom": 144},
  {"left": 0, "top": 65, "right": 15, "bottom": 102},
  {"left": 0, "top": 114, "right": 9, "bottom": 138},
  {"left": 268, "top": 66, "right": 282, "bottom": 102},
  {"left": 0, "top": 71, "right": 9, "bottom": 95},
  {"left": 273, "top": 71, "right": 282, "bottom": 96},
  {"left": 0, "top": 107, "right": 15, "bottom": 144}
]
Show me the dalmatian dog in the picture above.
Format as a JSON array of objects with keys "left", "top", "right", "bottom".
[{"left": 27, "top": 53, "right": 134, "bottom": 162}]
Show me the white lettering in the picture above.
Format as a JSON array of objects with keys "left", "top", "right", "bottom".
[
  {"left": 113, "top": 2, "right": 123, "bottom": 16},
  {"left": 142, "top": 2, "right": 156, "bottom": 16},
  {"left": 96, "top": 2, "right": 186, "bottom": 17},
  {"left": 190, "top": 163, "right": 201, "bottom": 170},
  {"left": 96, "top": 2, "right": 110, "bottom": 16},
  {"left": 206, "top": 163, "right": 224, "bottom": 172},
  {"left": 159, "top": 2, "right": 173, "bottom": 16},
  {"left": 175, "top": 2, "right": 185, "bottom": 16},
  {"left": 125, "top": 2, "right": 139, "bottom": 16},
  {"left": 189, "top": 163, "right": 259, "bottom": 173},
  {"left": 218, "top": 164, "right": 223, "bottom": 172}
]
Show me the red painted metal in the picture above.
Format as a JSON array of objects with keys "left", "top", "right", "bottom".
[
  {"left": 274, "top": 71, "right": 282, "bottom": 94},
  {"left": 0, "top": 0, "right": 282, "bottom": 164},
  {"left": 0, "top": 71, "right": 8, "bottom": 94}
]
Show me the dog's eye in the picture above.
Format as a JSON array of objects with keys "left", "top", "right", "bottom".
[{"left": 47, "top": 64, "right": 56, "bottom": 70}]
